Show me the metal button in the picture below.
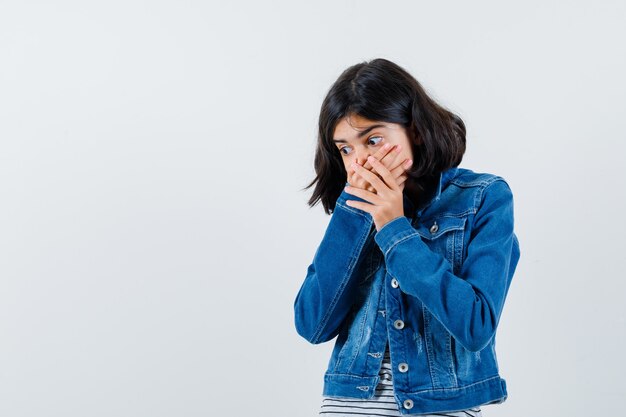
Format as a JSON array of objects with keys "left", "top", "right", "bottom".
[
  {"left": 403, "top": 399, "right": 414, "bottom": 409},
  {"left": 398, "top": 362, "right": 409, "bottom": 372},
  {"left": 429, "top": 222, "right": 439, "bottom": 233},
  {"left": 394, "top": 319, "right": 405, "bottom": 330},
  {"left": 391, "top": 278, "right": 399, "bottom": 288}
]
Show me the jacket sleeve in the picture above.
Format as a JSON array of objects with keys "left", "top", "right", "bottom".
[
  {"left": 373, "top": 179, "right": 521, "bottom": 352},
  {"left": 293, "top": 183, "right": 374, "bottom": 344}
]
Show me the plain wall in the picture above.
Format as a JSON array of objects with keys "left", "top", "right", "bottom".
[{"left": 1, "top": 1, "right": 624, "bottom": 416}]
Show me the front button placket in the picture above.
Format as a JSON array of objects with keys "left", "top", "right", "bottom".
[{"left": 386, "top": 266, "right": 408, "bottom": 396}]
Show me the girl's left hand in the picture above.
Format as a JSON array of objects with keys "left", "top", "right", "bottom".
[{"left": 344, "top": 155, "right": 407, "bottom": 232}]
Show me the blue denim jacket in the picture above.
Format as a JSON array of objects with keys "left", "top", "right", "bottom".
[{"left": 293, "top": 166, "right": 521, "bottom": 414}]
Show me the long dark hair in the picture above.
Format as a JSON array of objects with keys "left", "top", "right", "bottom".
[{"left": 302, "top": 58, "right": 466, "bottom": 215}]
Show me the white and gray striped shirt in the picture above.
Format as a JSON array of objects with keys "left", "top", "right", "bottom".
[{"left": 319, "top": 342, "right": 482, "bottom": 417}]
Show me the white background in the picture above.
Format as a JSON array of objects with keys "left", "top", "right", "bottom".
[{"left": 1, "top": 1, "right": 625, "bottom": 416}]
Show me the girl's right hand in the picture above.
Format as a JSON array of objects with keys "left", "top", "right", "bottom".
[{"left": 347, "top": 144, "right": 413, "bottom": 193}]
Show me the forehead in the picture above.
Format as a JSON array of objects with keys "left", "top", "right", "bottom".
[{"left": 333, "top": 114, "right": 387, "bottom": 138}]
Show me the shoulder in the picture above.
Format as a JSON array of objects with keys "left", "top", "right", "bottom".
[
  {"left": 450, "top": 167, "right": 511, "bottom": 189},
  {"left": 442, "top": 167, "right": 515, "bottom": 215}
]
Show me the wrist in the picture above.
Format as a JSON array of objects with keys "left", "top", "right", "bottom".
[{"left": 375, "top": 213, "right": 405, "bottom": 232}]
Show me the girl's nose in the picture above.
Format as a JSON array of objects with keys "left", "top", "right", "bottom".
[{"left": 355, "top": 150, "right": 372, "bottom": 166}]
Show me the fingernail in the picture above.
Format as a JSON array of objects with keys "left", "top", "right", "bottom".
[
  {"left": 395, "top": 144, "right": 402, "bottom": 152},
  {"left": 406, "top": 159, "right": 413, "bottom": 166},
  {"left": 383, "top": 144, "right": 390, "bottom": 150}
]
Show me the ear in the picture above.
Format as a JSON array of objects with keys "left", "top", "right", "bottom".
[{"left": 410, "top": 129, "right": 422, "bottom": 146}]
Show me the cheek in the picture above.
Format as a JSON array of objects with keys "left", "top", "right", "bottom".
[
  {"left": 401, "top": 148, "right": 414, "bottom": 162},
  {"left": 343, "top": 156, "right": 356, "bottom": 171},
  {"left": 342, "top": 161, "right": 351, "bottom": 176}
]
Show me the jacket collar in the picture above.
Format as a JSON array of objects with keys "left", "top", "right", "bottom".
[{"left": 403, "top": 166, "right": 459, "bottom": 217}]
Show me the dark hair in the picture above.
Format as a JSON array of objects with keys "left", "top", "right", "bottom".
[{"left": 302, "top": 58, "right": 466, "bottom": 215}]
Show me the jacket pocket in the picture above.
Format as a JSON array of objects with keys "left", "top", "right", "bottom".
[
  {"left": 414, "top": 215, "right": 466, "bottom": 240},
  {"left": 415, "top": 215, "right": 467, "bottom": 273}
]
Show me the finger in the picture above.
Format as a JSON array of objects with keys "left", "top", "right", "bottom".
[
  {"left": 352, "top": 169, "right": 379, "bottom": 193},
  {"left": 344, "top": 198, "right": 373, "bottom": 213},
  {"left": 365, "top": 156, "right": 398, "bottom": 192},
  {"left": 348, "top": 164, "right": 369, "bottom": 189},
  {"left": 357, "top": 144, "right": 400, "bottom": 191},
  {"left": 361, "top": 144, "right": 403, "bottom": 188},
  {"left": 394, "top": 155, "right": 412, "bottom": 171},
  {"left": 353, "top": 159, "right": 390, "bottom": 193},
  {"left": 391, "top": 159, "right": 413, "bottom": 181},
  {"left": 348, "top": 166, "right": 367, "bottom": 192},
  {"left": 362, "top": 143, "right": 398, "bottom": 171},
  {"left": 351, "top": 162, "right": 385, "bottom": 192},
  {"left": 365, "top": 184, "right": 377, "bottom": 195},
  {"left": 379, "top": 143, "right": 404, "bottom": 168},
  {"left": 355, "top": 156, "right": 410, "bottom": 191},
  {"left": 352, "top": 143, "right": 400, "bottom": 190},
  {"left": 344, "top": 184, "right": 383, "bottom": 205},
  {"left": 389, "top": 160, "right": 412, "bottom": 188},
  {"left": 348, "top": 165, "right": 367, "bottom": 187}
]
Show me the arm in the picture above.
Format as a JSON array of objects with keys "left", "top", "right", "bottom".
[
  {"left": 293, "top": 183, "right": 374, "bottom": 344},
  {"left": 373, "top": 179, "right": 521, "bottom": 352}
]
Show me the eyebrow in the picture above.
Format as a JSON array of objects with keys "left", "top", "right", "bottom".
[{"left": 332, "top": 124, "right": 387, "bottom": 144}]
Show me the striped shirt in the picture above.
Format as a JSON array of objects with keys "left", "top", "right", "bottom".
[{"left": 319, "top": 342, "right": 483, "bottom": 417}]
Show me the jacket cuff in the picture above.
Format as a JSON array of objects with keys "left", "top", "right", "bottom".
[{"left": 374, "top": 215, "right": 419, "bottom": 256}]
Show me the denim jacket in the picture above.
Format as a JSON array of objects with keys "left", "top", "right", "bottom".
[{"left": 293, "top": 166, "right": 521, "bottom": 414}]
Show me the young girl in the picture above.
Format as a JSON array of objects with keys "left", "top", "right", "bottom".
[{"left": 294, "top": 58, "right": 521, "bottom": 416}]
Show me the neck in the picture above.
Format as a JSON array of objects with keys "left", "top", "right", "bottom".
[{"left": 403, "top": 176, "right": 437, "bottom": 217}]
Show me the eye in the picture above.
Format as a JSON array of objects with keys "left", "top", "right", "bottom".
[
  {"left": 339, "top": 146, "right": 352, "bottom": 156},
  {"left": 338, "top": 136, "right": 384, "bottom": 156}
]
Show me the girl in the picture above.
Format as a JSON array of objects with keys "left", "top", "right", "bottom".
[{"left": 294, "top": 58, "right": 521, "bottom": 416}]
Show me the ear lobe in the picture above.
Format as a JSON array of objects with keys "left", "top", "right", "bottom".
[
  {"left": 408, "top": 127, "right": 422, "bottom": 146},
  {"left": 413, "top": 133, "right": 422, "bottom": 146}
]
